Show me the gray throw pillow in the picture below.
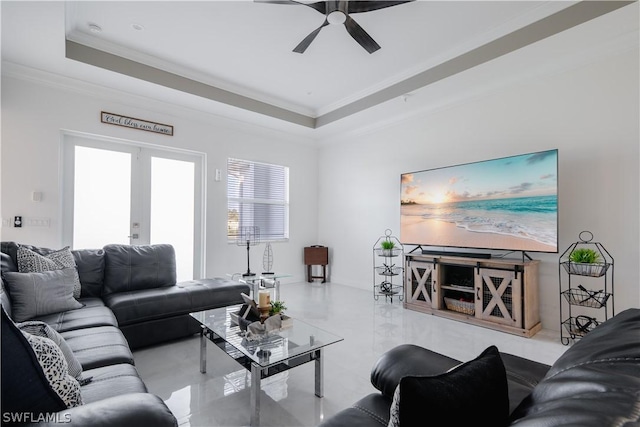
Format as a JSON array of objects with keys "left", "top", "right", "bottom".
[
  {"left": 17, "top": 245, "right": 82, "bottom": 298},
  {"left": 17, "top": 321, "right": 83, "bottom": 382},
  {"left": 3, "top": 269, "right": 84, "bottom": 322}
]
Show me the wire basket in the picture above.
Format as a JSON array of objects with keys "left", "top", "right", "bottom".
[
  {"left": 562, "top": 316, "right": 599, "bottom": 338},
  {"left": 562, "top": 262, "right": 610, "bottom": 277},
  {"left": 375, "top": 265, "right": 402, "bottom": 276},
  {"left": 444, "top": 297, "right": 475, "bottom": 315},
  {"left": 562, "top": 288, "right": 611, "bottom": 308},
  {"left": 375, "top": 247, "right": 402, "bottom": 257}
]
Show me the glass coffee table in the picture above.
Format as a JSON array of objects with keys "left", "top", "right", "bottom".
[{"left": 190, "top": 305, "right": 343, "bottom": 426}]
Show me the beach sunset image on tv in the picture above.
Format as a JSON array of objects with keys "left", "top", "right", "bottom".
[{"left": 400, "top": 150, "right": 558, "bottom": 253}]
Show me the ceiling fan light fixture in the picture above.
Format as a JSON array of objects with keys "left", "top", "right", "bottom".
[{"left": 327, "top": 10, "right": 346, "bottom": 25}]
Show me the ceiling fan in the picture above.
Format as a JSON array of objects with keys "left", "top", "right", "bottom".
[{"left": 261, "top": 1, "right": 415, "bottom": 54}]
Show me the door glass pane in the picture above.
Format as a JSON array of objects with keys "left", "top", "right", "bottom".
[
  {"left": 73, "top": 146, "right": 131, "bottom": 248},
  {"left": 150, "top": 157, "right": 195, "bottom": 281}
]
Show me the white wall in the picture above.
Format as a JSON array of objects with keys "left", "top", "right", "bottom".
[
  {"left": 317, "top": 49, "right": 639, "bottom": 331},
  {"left": 0, "top": 76, "right": 319, "bottom": 281},
  {"left": 1, "top": 47, "right": 638, "bottom": 334}
]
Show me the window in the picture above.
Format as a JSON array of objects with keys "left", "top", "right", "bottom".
[{"left": 227, "top": 158, "right": 289, "bottom": 242}]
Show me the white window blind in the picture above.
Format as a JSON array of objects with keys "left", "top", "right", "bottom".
[{"left": 227, "top": 158, "right": 289, "bottom": 241}]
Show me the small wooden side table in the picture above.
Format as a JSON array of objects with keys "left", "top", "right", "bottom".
[{"left": 304, "top": 246, "right": 328, "bottom": 283}]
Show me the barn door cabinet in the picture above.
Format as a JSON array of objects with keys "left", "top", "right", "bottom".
[{"left": 404, "top": 253, "right": 540, "bottom": 337}]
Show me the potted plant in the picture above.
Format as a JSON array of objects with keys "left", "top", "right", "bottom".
[
  {"left": 567, "top": 248, "right": 606, "bottom": 276},
  {"left": 380, "top": 240, "right": 396, "bottom": 257},
  {"left": 270, "top": 300, "right": 292, "bottom": 328},
  {"left": 269, "top": 300, "right": 287, "bottom": 316}
]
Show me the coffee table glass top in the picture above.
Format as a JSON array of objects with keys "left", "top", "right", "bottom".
[
  {"left": 190, "top": 305, "right": 343, "bottom": 368},
  {"left": 227, "top": 273, "right": 292, "bottom": 283}
]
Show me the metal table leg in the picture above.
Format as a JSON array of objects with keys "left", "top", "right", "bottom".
[
  {"left": 314, "top": 349, "right": 323, "bottom": 397},
  {"left": 274, "top": 278, "right": 280, "bottom": 302},
  {"left": 250, "top": 362, "right": 262, "bottom": 427},
  {"left": 200, "top": 325, "right": 207, "bottom": 373}
]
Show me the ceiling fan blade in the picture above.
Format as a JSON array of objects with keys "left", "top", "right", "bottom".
[
  {"left": 254, "top": 0, "right": 327, "bottom": 14},
  {"left": 301, "top": 1, "right": 328, "bottom": 14},
  {"left": 253, "top": 0, "right": 299, "bottom": 4},
  {"left": 293, "top": 19, "right": 329, "bottom": 53},
  {"left": 344, "top": 15, "right": 380, "bottom": 54},
  {"left": 348, "top": 1, "right": 415, "bottom": 14}
]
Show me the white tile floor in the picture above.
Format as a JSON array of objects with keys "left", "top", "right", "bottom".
[{"left": 134, "top": 281, "right": 568, "bottom": 427}]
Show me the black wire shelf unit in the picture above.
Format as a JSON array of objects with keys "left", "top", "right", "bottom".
[
  {"left": 373, "top": 229, "right": 404, "bottom": 303},
  {"left": 558, "top": 231, "right": 614, "bottom": 345}
]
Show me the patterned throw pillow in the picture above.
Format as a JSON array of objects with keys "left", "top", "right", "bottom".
[
  {"left": 17, "top": 246, "right": 82, "bottom": 298},
  {"left": 18, "top": 321, "right": 83, "bottom": 382},
  {"left": 20, "top": 330, "right": 83, "bottom": 408}
]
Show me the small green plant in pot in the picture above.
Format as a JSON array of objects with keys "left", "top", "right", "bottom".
[
  {"left": 568, "top": 248, "right": 604, "bottom": 276},
  {"left": 569, "top": 248, "right": 600, "bottom": 263},
  {"left": 380, "top": 240, "right": 396, "bottom": 256},
  {"left": 269, "top": 300, "right": 287, "bottom": 316}
]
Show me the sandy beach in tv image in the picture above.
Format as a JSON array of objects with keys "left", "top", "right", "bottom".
[{"left": 400, "top": 151, "right": 558, "bottom": 252}]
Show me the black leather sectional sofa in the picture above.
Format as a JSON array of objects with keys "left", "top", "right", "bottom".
[
  {"left": 1, "top": 241, "right": 250, "bottom": 426},
  {"left": 320, "top": 307, "right": 640, "bottom": 427}
]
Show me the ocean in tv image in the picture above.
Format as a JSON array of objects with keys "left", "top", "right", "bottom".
[{"left": 401, "top": 150, "right": 558, "bottom": 252}]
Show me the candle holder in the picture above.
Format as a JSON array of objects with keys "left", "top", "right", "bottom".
[{"left": 259, "top": 306, "right": 270, "bottom": 323}]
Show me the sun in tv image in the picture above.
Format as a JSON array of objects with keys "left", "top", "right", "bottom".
[{"left": 400, "top": 150, "right": 558, "bottom": 253}]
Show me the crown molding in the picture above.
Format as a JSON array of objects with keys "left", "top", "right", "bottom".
[{"left": 2, "top": 61, "right": 320, "bottom": 145}]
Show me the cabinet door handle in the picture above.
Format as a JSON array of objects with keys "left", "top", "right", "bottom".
[{"left": 476, "top": 287, "right": 481, "bottom": 300}]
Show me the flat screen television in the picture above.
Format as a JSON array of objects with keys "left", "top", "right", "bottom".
[{"left": 400, "top": 149, "right": 558, "bottom": 253}]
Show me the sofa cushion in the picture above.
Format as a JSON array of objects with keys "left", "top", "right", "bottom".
[
  {"left": 178, "top": 278, "right": 251, "bottom": 311},
  {"left": 510, "top": 308, "right": 640, "bottom": 426},
  {"left": 61, "top": 326, "right": 134, "bottom": 370},
  {"left": 1, "top": 308, "right": 67, "bottom": 416},
  {"left": 72, "top": 248, "right": 105, "bottom": 298},
  {"left": 103, "top": 286, "right": 192, "bottom": 327},
  {"left": 500, "top": 353, "right": 550, "bottom": 413},
  {"left": 79, "top": 363, "right": 147, "bottom": 404},
  {"left": 103, "top": 244, "right": 176, "bottom": 295},
  {"left": 389, "top": 345, "right": 509, "bottom": 427},
  {"left": 320, "top": 393, "right": 392, "bottom": 427},
  {"left": 104, "top": 278, "right": 249, "bottom": 327},
  {"left": 32, "top": 302, "right": 118, "bottom": 333},
  {"left": 17, "top": 245, "right": 82, "bottom": 298},
  {"left": 2, "top": 269, "right": 84, "bottom": 322}
]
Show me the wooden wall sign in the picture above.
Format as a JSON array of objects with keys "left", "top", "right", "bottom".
[{"left": 101, "top": 111, "right": 173, "bottom": 136}]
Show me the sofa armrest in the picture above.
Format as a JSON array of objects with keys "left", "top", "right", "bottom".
[
  {"left": 24, "top": 393, "right": 177, "bottom": 427},
  {"left": 370, "top": 344, "right": 460, "bottom": 399}
]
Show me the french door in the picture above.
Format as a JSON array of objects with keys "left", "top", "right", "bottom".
[{"left": 62, "top": 133, "right": 205, "bottom": 281}]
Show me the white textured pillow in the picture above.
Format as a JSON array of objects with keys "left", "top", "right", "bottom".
[
  {"left": 21, "top": 330, "right": 83, "bottom": 408},
  {"left": 17, "top": 246, "right": 82, "bottom": 298},
  {"left": 18, "top": 321, "right": 83, "bottom": 382},
  {"left": 388, "top": 384, "right": 401, "bottom": 427}
]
